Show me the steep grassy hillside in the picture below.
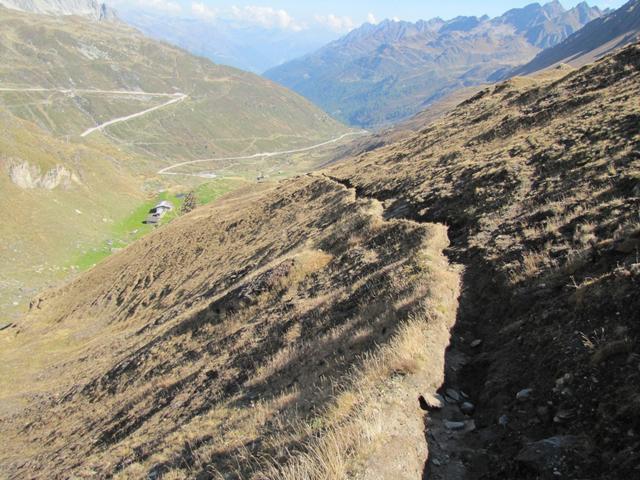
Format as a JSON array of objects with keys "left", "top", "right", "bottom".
[
  {"left": 0, "top": 99, "right": 260, "bottom": 319},
  {"left": 0, "top": 106, "right": 145, "bottom": 317},
  {"left": 0, "top": 5, "right": 351, "bottom": 319},
  {"left": 264, "top": 1, "right": 603, "bottom": 127},
  {"left": 328, "top": 42, "right": 640, "bottom": 478},
  {"left": 0, "top": 177, "right": 460, "bottom": 479},
  {"left": 1, "top": 36, "right": 637, "bottom": 480}
]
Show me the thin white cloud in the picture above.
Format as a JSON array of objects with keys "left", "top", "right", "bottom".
[
  {"left": 367, "top": 12, "right": 378, "bottom": 24},
  {"left": 117, "top": 1, "right": 363, "bottom": 34},
  {"left": 314, "top": 13, "right": 356, "bottom": 32},
  {"left": 230, "top": 6, "right": 306, "bottom": 31},
  {"left": 191, "top": 2, "right": 216, "bottom": 20}
]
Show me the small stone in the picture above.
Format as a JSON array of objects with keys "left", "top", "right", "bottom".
[
  {"left": 555, "top": 373, "right": 572, "bottom": 388},
  {"left": 560, "top": 387, "right": 572, "bottom": 397},
  {"left": 470, "top": 339, "right": 483, "bottom": 348},
  {"left": 517, "top": 388, "right": 534, "bottom": 402},
  {"left": 432, "top": 458, "right": 441, "bottom": 466},
  {"left": 461, "top": 402, "right": 475, "bottom": 415},
  {"left": 445, "top": 420, "right": 466, "bottom": 431},
  {"left": 499, "top": 414, "right": 509, "bottom": 427},
  {"left": 445, "top": 389, "right": 461, "bottom": 403}
]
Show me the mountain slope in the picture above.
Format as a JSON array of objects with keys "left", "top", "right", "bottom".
[
  {"left": 511, "top": 0, "right": 640, "bottom": 75},
  {"left": 0, "top": 7, "right": 346, "bottom": 164},
  {"left": 1, "top": 41, "right": 638, "bottom": 479},
  {"left": 328, "top": 41, "right": 640, "bottom": 478},
  {"left": 0, "top": 105, "right": 145, "bottom": 317},
  {"left": 0, "top": 0, "right": 116, "bottom": 20},
  {"left": 264, "top": 1, "right": 603, "bottom": 128},
  {"left": 0, "top": 175, "right": 460, "bottom": 479},
  {"left": 0, "top": 6, "right": 349, "bottom": 319}
]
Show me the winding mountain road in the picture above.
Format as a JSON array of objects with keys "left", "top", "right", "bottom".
[
  {"left": 1, "top": 85, "right": 368, "bottom": 178},
  {"left": 0, "top": 87, "right": 181, "bottom": 97},
  {"left": 0, "top": 86, "right": 187, "bottom": 137},
  {"left": 157, "top": 131, "right": 368, "bottom": 177},
  {"left": 80, "top": 93, "right": 187, "bottom": 137}
]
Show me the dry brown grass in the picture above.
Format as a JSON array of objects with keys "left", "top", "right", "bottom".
[
  {"left": 261, "top": 245, "right": 459, "bottom": 480},
  {"left": 324, "top": 42, "right": 640, "bottom": 479},
  {"left": 3, "top": 41, "right": 639, "bottom": 480},
  {"left": 508, "top": 250, "right": 557, "bottom": 284},
  {"left": 0, "top": 175, "right": 459, "bottom": 480}
]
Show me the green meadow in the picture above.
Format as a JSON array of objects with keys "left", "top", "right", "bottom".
[{"left": 68, "top": 178, "right": 248, "bottom": 271}]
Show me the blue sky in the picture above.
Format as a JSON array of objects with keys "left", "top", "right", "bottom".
[{"left": 117, "top": 0, "right": 627, "bottom": 31}]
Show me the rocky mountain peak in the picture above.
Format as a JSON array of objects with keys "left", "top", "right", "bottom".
[
  {"left": 0, "top": 0, "right": 117, "bottom": 21},
  {"left": 543, "top": 0, "right": 567, "bottom": 17}
]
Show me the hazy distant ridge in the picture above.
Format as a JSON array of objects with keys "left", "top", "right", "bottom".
[
  {"left": 264, "top": 0, "right": 604, "bottom": 127},
  {"left": 510, "top": 0, "right": 640, "bottom": 75}
]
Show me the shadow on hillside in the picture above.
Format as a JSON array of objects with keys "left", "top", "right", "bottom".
[
  {"left": 76, "top": 213, "right": 431, "bottom": 478},
  {"left": 421, "top": 237, "right": 640, "bottom": 479},
  {"left": 142, "top": 279, "right": 426, "bottom": 478}
]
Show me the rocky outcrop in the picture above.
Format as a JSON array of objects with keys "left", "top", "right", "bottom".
[{"left": 6, "top": 160, "right": 80, "bottom": 190}]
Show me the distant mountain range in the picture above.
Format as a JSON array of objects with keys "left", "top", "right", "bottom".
[
  {"left": 264, "top": 1, "right": 606, "bottom": 128},
  {"left": 511, "top": 0, "right": 640, "bottom": 75},
  {"left": 0, "top": 0, "right": 116, "bottom": 20}
]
